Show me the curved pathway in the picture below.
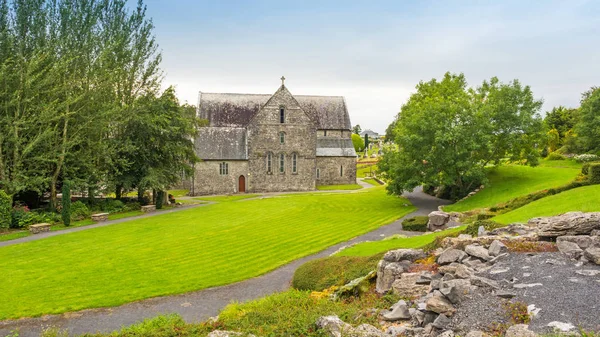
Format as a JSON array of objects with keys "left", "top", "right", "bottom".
[{"left": 0, "top": 186, "right": 449, "bottom": 337}]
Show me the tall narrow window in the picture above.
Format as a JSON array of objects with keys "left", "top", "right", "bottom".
[
  {"left": 279, "top": 132, "right": 285, "bottom": 144},
  {"left": 219, "top": 162, "right": 229, "bottom": 175},
  {"left": 324, "top": 130, "right": 327, "bottom": 136},
  {"left": 316, "top": 168, "right": 320, "bottom": 179},
  {"left": 340, "top": 165, "right": 343, "bottom": 177},
  {"left": 279, "top": 106, "right": 285, "bottom": 123},
  {"left": 267, "top": 152, "right": 272, "bottom": 173},
  {"left": 292, "top": 153, "right": 297, "bottom": 173},
  {"left": 279, "top": 153, "right": 285, "bottom": 173}
]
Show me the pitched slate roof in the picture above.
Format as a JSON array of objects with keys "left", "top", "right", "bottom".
[
  {"left": 198, "top": 91, "right": 352, "bottom": 130},
  {"left": 195, "top": 127, "right": 247, "bottom": 160},
  {"left": 316, "top": 138, "right": 357, "bottom": 157}
]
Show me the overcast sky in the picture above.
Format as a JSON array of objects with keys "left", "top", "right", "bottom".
[{"left": 143, "top": 0, "right": 599, "bottom": 133}]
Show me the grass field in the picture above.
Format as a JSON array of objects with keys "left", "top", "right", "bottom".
[
  {"left": 193, "top": 194, "right": 260, "bottom": 202},
  {"left": 443, "top": 164, "right": 581, "bottom": 212},
  {"left": 493, "top": 184, "right": 600, "bottom": 224},
  {"left": 336, "top": 226, "right": 465, "bottom": 257},
  {"left": 357, "top": 163, "right": 377, "bottom": 178},
  {"left": 363, "top": 178, "right": 382, "bottom": 186},
  {"left": 316, "top": 184, "right": 363, "bottom": 190},
  {"left": 0, "top": 187, "right": 414, "bottom": 320}
]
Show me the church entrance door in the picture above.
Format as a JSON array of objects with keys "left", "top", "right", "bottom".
[{"left": 238, "top": 175, "right": 246, "bottom": 193}]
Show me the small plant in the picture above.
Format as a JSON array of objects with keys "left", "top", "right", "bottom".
[
  {"left": 408, "top": 255, "right": 439, "bottom": 273},
  {"left": 503, "top": 240, "right": 557, "bottom": 253},
  {"left": 61, "top": 181, "right": 71, "bottom": 226},
  {"left": 574, "top": 153, "right": 599, "bottom": 162},
  {"left": 504, "top": 301, "right": 531, "bottom": 324},
  {"left": 547, "top": 152, "right": 566, "bottom": 160},
  {"left": 464, "top": 219, "right": 505, "bottom": 236},
  {"left": 401, "top": 216, "right": 428, "bottom": 232},
  {"left": 0, "top": 191, "right": 13, "bottom": 230},
  {"left": 70, "top": 201, "right": 91, "bottom": 221}
]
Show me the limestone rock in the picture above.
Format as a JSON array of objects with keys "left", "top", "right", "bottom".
[
  {"left": 208, "top": 331, "right": 253, "bottom": 337},
  {"left": 315, "top": 316, "right": 353, "bottom": 337},
  {"left": 440, "top": 279, "right": 471, "bottom": 304},
  {"left": 382, "top": 300, "right": 410, "bottom": 321},
  {"left": 488, "top": 240, "right": 508, "bottom": 256},
  {"left": 383, "top": 249, "right": 426, "bottom": 263},
  {"left": 504, "top": 324, "right": 538, "bottom": 337},
  {"left": 437, "top": 248, "right": 467, "bottom": 265},
  {"left": 584, "top": 247, "right": 600, "bottom": 265},
  {"left": 454, "top": 264, "right": 473, "bottom": 279},
  {"left": 376, "top": 260, "right": 408, "bottom": 293},
  {"left": 392, "top": 273, "right": 430, "bottom": 298},
  {"left": 428, "top": 210, "right": 450, "bottom": 228},
  {"left": 465, "top": 331, "right": 487, "bottom": 337},
  {"left": 470, "top": 276, "right": 500, "bottom": 289},
  {"left": 557, "top": 240, "right": 584, "bottom": 259},
  {"left": 426, "top": 294, "right": 456, "bottom": 316},
  {"left": 432, "top": 314, "right": 451, "bottom": 329},
  {"left": 353, "top": 324, "right": 385, "bottom": 337},
  {"left": 465, "top": 244, "right": 491, "bottom": 261},
  {"left": 534, "top": 212, "right": 600, "bottom": 237},
  {"left": 557, "top": 235, "right": 594, "bottom": 249}
]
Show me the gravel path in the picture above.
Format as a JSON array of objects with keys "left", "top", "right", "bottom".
[{"left": 0, "top": 186, "right": 449, "bottom": 337}]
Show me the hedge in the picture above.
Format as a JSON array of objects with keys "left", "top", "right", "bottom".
[{"left": 401, "top": 216, "right": 429, "bottom": 232}]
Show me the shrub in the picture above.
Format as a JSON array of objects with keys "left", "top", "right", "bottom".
[
  {"left": 589, "top": 163, "right": 600, "bottom": 184},
  {"left": 582, "top": 163, "right": 591, "bottom": 175},
  {"left": 11, "top": 206, "right": 60, "bottom": 229},
  {"left": 464, "top": 220, "right": 505, "bottom": 236},
  {"left": 292, "top": 254, "right": 381, "bottom": 291},
  {"left": 156, "top": 190, "right": 164, "bottom": 210},
  {"left": 100, "top": 199, "right": 125, "bottom": 213},
  {"left": 401, "top": 216, "right": 429, "bottom": 232},
  {"left": 574, "top": 154, "right": 599, "bottom": 163},
  {"left": 62, "top": 181, "right": 71, "bottom": 226},
  {"left": 0, "top": 190, "right": 12, "bottom": 230},
  {"left": 70, "top": 201, "right": 91, "bottom": 221},
  {"left": 122, "top": 202, "right": 141, "bottom": 212},
  {"left": 547, "top": 152, "right": 566, "bottom": 160},
  {"left": 476, "top": 212, "right": 494, "bottom": 220}
]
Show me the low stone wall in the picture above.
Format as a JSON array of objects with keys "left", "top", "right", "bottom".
[
  {"left": 29, "top": 223, "right": 51, "bottom": 234},
  {"left": 91, "top": 213, "right": 109, "bottom": 222}
]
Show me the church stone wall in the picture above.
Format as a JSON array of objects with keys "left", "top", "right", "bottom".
[
  {"left": 192, "top": 160, "right": 248, "bottom": 195},
  {"left": 316, "top": 156, "right": 357, "bottom": 186},
  {"left": 247, "top": 87, "right": 317, "bottom": 192}
]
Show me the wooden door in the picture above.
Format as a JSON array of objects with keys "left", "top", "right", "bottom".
[{"left": 238, "top": 175, "right": 246, "bottom": 193}]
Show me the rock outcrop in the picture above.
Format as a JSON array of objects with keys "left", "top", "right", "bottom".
[{"left": 532, "top": 212, "right": 600, "bottom": 237}]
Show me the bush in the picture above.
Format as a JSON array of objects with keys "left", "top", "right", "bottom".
[
  {"left": 156, "top": 190, "right": 164, "bottom": 210},
  {"left": 122, "top": 202, "right": 141, "bottom": 212},
  {"left": 547, "top": 152, "right": 566, "bottom": 160},
  {"left": 100, "top": 199, "right": 125, "bottom": 213},
  {"left": 0, "top": 190, "right": 12, "bottom": 230},
  {"left": 70, "top": 201, "right": 91, "bottom": 221},
  {"left": 574, "top": 154, "right": 599, "bottom": 163},
  {"left": 11, "top": 206, "right": 60, "bottom": 229},
  {"left": 464, "top": 220, "right": 505, "bottom": 236},
  {"left": 292, "top": 254, "right": 381, "bottom": 291},
  {"left": 582, "top": 163, "right": 591, "bottom": 175},
  {"left": 589, "top": 163, "right": 600, "bottom": 184},
  {"left": 62, "top": 182, "right": 71, "bottom": 226},
  {"left": 401, "top": 216, "right": 429, "bottom": 232}
]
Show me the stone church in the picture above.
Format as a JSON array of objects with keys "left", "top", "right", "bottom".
[{"left": 190, "top": 78, "right": 357, "bottom": 195}]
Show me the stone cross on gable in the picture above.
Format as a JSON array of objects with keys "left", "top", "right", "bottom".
[{"left": 281, "top": 76, "right": 285, "bottom": 86}]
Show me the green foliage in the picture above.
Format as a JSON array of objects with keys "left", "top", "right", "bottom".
[
  {"left": 0, "top": 191, "right": 12, "bottom": 229},
  {"left": 401, "top": 216, "right": 429, "bottom": 232},
  {"left": 352, "top": 124, "right": 362, "bottom": 135},
  {"left": 582, "top": 163, "right": 591, "bottom": 175},
  {"left": 122, "top": 202, "right": 142, "bottom": 212},
  {"left": 547, "top": 129, "right": 560, "bottom": 152},
  {"left": 381, "top": 73, "right": 544, "bottom": 201},
  {"left": 351, "top": 133, "right": 364, "bottom": 152},
  {"left": 464, "top": 220, "right": 505, "bottom": 236},
  {"left": 576, "top": 87, "right": 600, "bottom": 152},
  {"left": 156, "top": 190, "right": 165, "bottom": 210},
  {"left": 70, "top": 201, "right": 90, "bottom": 221},
  {"left": 11, "top": 206, "right": 60, "bottom": 229},
  {"left": 589, "top": 163, "right": 600, "bottom": 184},
  {"left": 292, "top": 255, "right": 381, "bottom": 291},
  {"left": 96, "top": 199, "right": 125, "bottom": 213},
  {"left": 547, "top": 152, "right": 566, "bottom": 160},
  {"left": 545, "top": 106, "right": 579, "bottom": 138},
  {"left": 61, "top": 182, "right": 71, "bottom": 227}
]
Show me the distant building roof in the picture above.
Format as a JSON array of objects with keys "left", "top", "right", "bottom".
[
  {"left": 316, "top": 138, "right": 357, "bottom": 157},
  {"left": 360, "top": 129, "right": 380, "bottom": 138},
  {"left": 198, "top": 92, "right": 352, "bottom": 130},
  {"left": 195, "top": 127, "right": 247, "bottom": 160}
]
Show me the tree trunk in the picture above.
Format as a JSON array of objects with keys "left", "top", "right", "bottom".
[
  {"left": 137, "top": 186, "right": 144, "bottom": 203},
  {"left": 115, "top": 184, "right": 122, "bottom": 200},
  {"left": 50, "top": 117, "right": 69, "bottom": 209}
]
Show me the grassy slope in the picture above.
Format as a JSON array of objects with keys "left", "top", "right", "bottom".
[
  {"left": 336, "top": 227, "right": 465, "bottom": 257},
  {"left": 0, "top": 187, "right": 414, "bottom": 320},
  {"left": 493, "top": 184, "right": 600, "bottom": 224},
  {"left": 444, "top": 164, "right": 581, "bottom": 212}
]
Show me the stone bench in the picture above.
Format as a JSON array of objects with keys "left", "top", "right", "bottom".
[
  {"left": 91, "top": 213, "right": 109, "bottom": 222},
  {"left": 29, "top": 223, "right": 51, "bottom": 234},
  {"left": 141, "top": 205, "right": 156, "bottom": 213}
]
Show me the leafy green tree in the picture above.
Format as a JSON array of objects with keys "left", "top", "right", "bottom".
[
  {"left": 545, "top": 106, "right": 579, "bottom": 139},
  {"left": 575, "top": 87, "right": 600, "bottom": 152},
  {"left": 547, "top": 129, "right": 560, "bottom": 152},
  {"left": 380, "top": 72, "right": 543, "bottom": 200},
  {"left": 61, "top": 181, "right": 71, "bottom": 227},
  {"left": 351, "top": 133, "right": 364, "bottom": 153},
  {"left": 352, "top": 124, "right": 362, "bottom": 135}
]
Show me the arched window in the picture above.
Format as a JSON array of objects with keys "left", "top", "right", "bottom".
[
  {"left": 292, "top": 153, "right": 297, "bottom": 173},
  {"left": 266, "top": 152, "right": 272, "bottom": 173},
  {"left": 279, "top": 131, "right": 285, "bottom": 144},
  {"left": 279, "top": 106, "right": 285, "bottom": 123},
  {"left": 340, "top": 165, "right": 343, "bottom": 177},
  {"left": 279, "top": 153, "right": 285, "bottom": 173}
]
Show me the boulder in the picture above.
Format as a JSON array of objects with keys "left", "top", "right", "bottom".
[
  {"left": 392, "top": 273, "right": 430, "bottom": 298},
  {"left": 382, "top": 300, "right": 410, "bottom": 321},
  {"left": 376, "top": 261, "right": 408, "bottom": 293},
  {"left": 207, "top": 331, "right": 253, "bottom": 337},
  {"left": 488, "top": 240, "right": 508, "bottom": 256},
  {"left": 470, "top": 276, "right": 500, "bottom": 289},
  {"left": 504, "top": 324, "right": 538, "bottom": 337},
  {"left": 383, "top": 249, "right": 426, "bottom": 263},
  {"left": 465, "top": 331, "right": 488, "bottom": 337},
  {"left": 315, "top": 316, "right": 353, "bottom": 337},
  {"left": 557, "top": 235, "right": 594, "bottom": 249},
  {"left": 437, "top": 248, "right": 467, "bottom": 265},
  {"left": 584, "top": 247, "right": 600, "bottom": 265},
  {"left": 454, "top": 264, "right": 473, "bottom": 279},
  {"left": 428, "top": 211, "right": 450, "bottom": 230},
  {"left": 353, "top": 324, "right": 385, "bottom": 337},
  {"left": 426, "top": 294, "right": 456, "bottom": 316},
  {"left": 557, "top": 240, "right": 584, "bottom": 260},
  {"left": 465, "top": 244, "right": 492, "bottom": 261},
  {"left": 440, "top": 279, "right": 472, "bottom": 304},
  {"left": 533, "top": 212, "right": 600, "bottom": 237}
]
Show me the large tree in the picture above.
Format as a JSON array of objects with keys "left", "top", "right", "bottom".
[
  {"left": 575, "top": 87, "right": 600, "bottom": 152},
  {"left": 380, "top": 72, "right": 544, "bottom": 200}
]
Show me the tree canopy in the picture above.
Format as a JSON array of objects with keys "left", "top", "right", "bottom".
[
  {"left": 575, "top": 87, "right": 600, "bottom": 153},
  {"left": 379, "top": 72, "right": 544, "bottom": 200},
  {"left": 351, "top": 134, "right": 364, "bottom": 153}
]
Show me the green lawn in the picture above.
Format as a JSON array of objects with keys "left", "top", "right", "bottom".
[
  {"left": 316, "top": 184, "right": 363, "bottom": 190},
  {"left": 168, "top": 189, "right": 189, "bottom": 197},
  {"left": 193, "top": 194, "right": 260, "bottom": 202},
  {"left": 443, "top": 165, "right": 581, "bottom": 212},
  {"left": 336, "top": 226, "right": 465, "bottom": 257},
  {"left": 357, "top": 163, "right": 377, "bottom": 178},
  {"left": 0, "top": 187, "right": 414, "bottom": 320},
  {"left": 363, "top": 178, "right": 382, "bottom": 186},
  {"left": 493, "top": 184, "right": 600, "bottom": 224}
]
